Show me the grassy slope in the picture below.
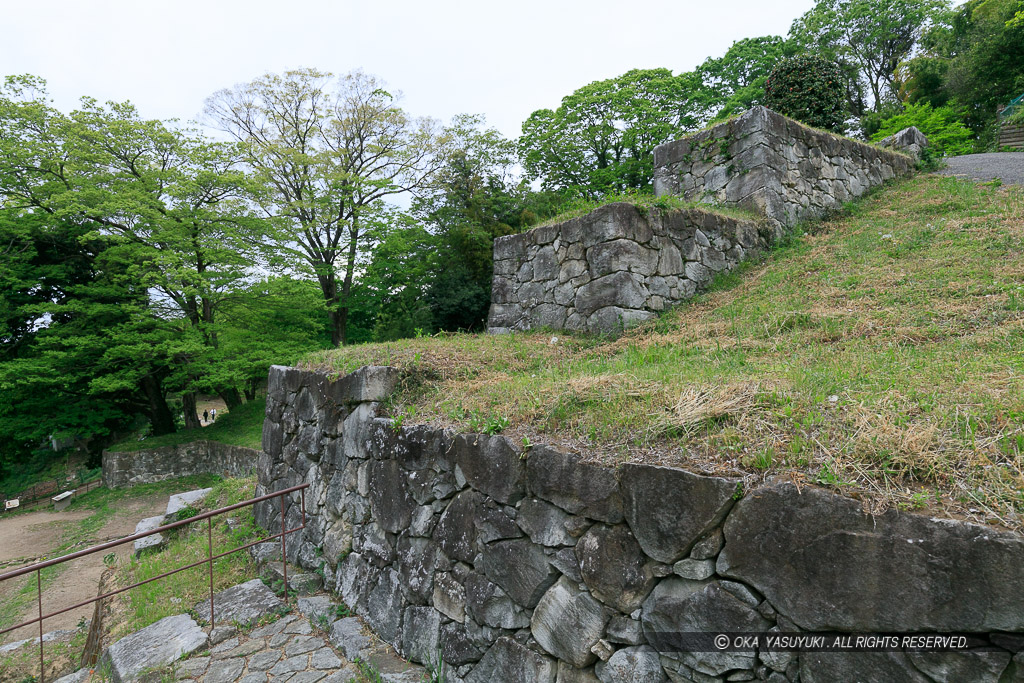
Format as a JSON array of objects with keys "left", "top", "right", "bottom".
[
  {"left": 106, "top": 398, "right": 266, "bottom": 453},
  {"left": 305, "top": 175, "right": 1024, "bottom": 530}
]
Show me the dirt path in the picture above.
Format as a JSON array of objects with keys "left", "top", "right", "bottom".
[{"left": 0, "top": 493, "right": 169, "bottom": 645}]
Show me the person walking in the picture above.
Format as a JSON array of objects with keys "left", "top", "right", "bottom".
[
  {"left": 203, "top": 409, "right": 209, "bottom": 424},
  {"left": 211, "top": 408, "right": 217, "bottom": 422}
]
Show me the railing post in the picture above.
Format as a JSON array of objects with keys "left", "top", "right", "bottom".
[
  {"left": 207, "top": 516, "right": 215, "bottom": 629},
  {"left": 280, "top": 493, "right": 288, "bottom": 605},
  {"left": 37, "top": 567, "right": 44, "bottom": 683}
]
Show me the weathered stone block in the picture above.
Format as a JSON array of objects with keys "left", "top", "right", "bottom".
[
  {"left": 595, "top": 646, "right": 667, "bottom": 683},
  {"left": 454, "top": 434, "right": 526, "bottom": 504},
  {"left": 717, "top": 483, "right": 1024, "bottom": 631},
  {"left": 465, "top": 637, "right": 557, "bottom": 683},
  {"left": 481, "top": 538, "right": 559, "bottom": 608},
  {"left": 642, "top": 578, "right": 769, "bottom": 676},
  {"left": 576, "top": 524, "right": 656, "bottom": 614},
  {"left": 433, "top": 490, "right": 482, "bottom": 564},
  {"left": 527, "top": 447, "right": 623, "bottom": 523},
  {"left": 99, "top": 614, "right": 208, "bottom": 683},
  {"left": 517, "top": 498, "right": 578, "bottom": 546},
  {"left": 464, "top": 572, "right": 530, "bottom": 629},
  {"left": 620, "top": 464, "right": 736, "bottom": 563},
  {"left": 531, "top": 576, "right": 608, "bottom": 669}
]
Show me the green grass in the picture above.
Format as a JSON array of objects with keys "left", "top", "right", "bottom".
[
  {"left": 532, "top": 191, "right": 764, "bottom": 229},
  {"left": 305, "top": 175, "right": 1024, "bottom": 530},
  {"left": 106, "top": 398, "right": 266, "bottom": 453},
  {"left": 107, "top": 476, "right": 264, "bottom": 639},
  {"left": 0, "top": 474, "right": 223, "bottom": 638}
]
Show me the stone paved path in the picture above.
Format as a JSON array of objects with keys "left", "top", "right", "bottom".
[{"left": 169, "top": 607, "right": 425, "bottom": 683}]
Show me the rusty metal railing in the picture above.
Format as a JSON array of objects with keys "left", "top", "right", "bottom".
[{"left": 0, "top": 482, "right": 308, "bottom": 683}]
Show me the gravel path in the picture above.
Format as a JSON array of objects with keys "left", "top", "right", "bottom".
[{"left": 938, "top": 152, "right": 1024, "bottom": 185}]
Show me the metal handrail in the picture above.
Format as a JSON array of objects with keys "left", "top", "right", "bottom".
[{"left": 0, "top": 482, "right": 309, "bottom": 683}]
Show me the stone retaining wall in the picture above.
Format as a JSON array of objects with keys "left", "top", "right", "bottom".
[
  {"left": 487, "top": 204, "right": 772, "bottom": 335},
  {"left": 653, "top": 106, "right": 917, "bottom": 227},
  {"left": 485, "top": 204, "right": 770, "bottom": 335},
  {"left": 255, "top": 364, "right": 1024, "bottom": 683},
  {"left": 102, "top": 441, "right": 259, "bottom": 488},
  {"left": 488, "top": 108, "right": 921, "bottom": 335}
]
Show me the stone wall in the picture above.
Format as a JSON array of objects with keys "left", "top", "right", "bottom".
[
  {"left": 487, "top": 204, "right": 772, "bottom": 334},
  {"left": 256, "top": 364, "right": 1024, "bottom": 683},
  {"left": 653, "top": 106, "right": 917, "bottom": 227},
  {"left": 488, "top": 108, "right": 921, "bottom": 335},
  {"left": 102, "top": 441, "right": 260, "bottom": 488}
]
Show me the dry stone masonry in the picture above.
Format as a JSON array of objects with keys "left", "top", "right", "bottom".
[
  {"left": 487, "top": 203, "right": 772, "bottom": 335},
  {"left": 488, "top": 106, "right": 924, "bottom": 335},
  {"left": 652, "top": 106, "right": 917, "bottom": 227},
  {"left": 102, "top": 441, "right": 259, "bottom": 488},
  {"left": 255, "top": 364, "right": 1024, "bottom": 683}
]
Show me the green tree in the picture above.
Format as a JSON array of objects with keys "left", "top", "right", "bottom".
[
  {"left": 416, "top": 116, "right": 563, "bottom": 331},
  {"left": 942, "top": 0, "right": 1024, "bottom": 134},
  {"left": 519, "top": 69, "right": 705, "bottom": 198},
  {"left": 0, "top": 74, "right": 266, "bottom": 429},
  {"left": 0, "top": 210, "right": 171, "bottom": 474},
  {"left": 764, "top": 55, "right": 849, "bottom": 131},
  {"left": 204, "top": 69, "right": 448, "bottom": 346},
  {"left": 789, "top": 0, "right": 950, "bottom": 113},
  {"left": 697, "top": 36, "right": 795, "bottom": 121}
]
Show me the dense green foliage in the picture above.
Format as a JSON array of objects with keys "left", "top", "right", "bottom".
[
  {"left": 870, "top": 102, "right": 974, "bottom": 154},
  {"left": 764, "top": 55, "right": 849, "bottom": 131},
  {"left": 789, "top": 0, "right": 950, "bottom": 114}
]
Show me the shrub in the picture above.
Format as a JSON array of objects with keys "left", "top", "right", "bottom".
[
  {"left": 871, "top": 102, "right": 975, "bottom": 157},
  {"left": 764, "top": 55, "right": 846, "bottom": 132}
]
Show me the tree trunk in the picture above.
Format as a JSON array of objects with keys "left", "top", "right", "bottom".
[
  {"left": 142, "top": 374, "right": 177, "bottom": 436},
  {"left": 244, "top": 378, "right": 259, "bottom": 402},
  {"left": 181, "top": 392, "right": 202, "bottom": 430},
  {"left": 219, "top": 387, "right": 243, "bottom": 410},
  {"left": 337, "top": 217, "right": 361, "bottom": 347}
]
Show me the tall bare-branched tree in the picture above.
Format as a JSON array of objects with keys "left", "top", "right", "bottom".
[{"left": 205, "top": 69, "right": 447, "bottom": 346}]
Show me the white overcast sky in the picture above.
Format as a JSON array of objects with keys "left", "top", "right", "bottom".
[{"left": 3, "top": 0, "right": 816, "bottom": 141}]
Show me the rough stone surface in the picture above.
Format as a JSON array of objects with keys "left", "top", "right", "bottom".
[
  {"left": 488, "top": 107, "right": 919, "bottom": 335},
  {"left": 255, "top": 363, "right": 1024, "bottom": 683},
  {"left": 717, "top": 483, "right": 1024, "bottom": 631},
  {"left": 100, "top": 614, "right": 208, "bottom": 683},
  {"left": 800, "top": 652, "right": 931, "bottom": 683},
  {"left": 531, "top": 577, "right": 609, "bottom": 668},
  {"left": 133, "top": 514, "right": 166, "bottom": 556},
  {"left": 103, "top": 443, "right": 258, "bottom": 489},
  {"left": 329, "top": 617, "right": 372, "bottom": 662},
  {"left": 455, "top": 434, "right": 526, "bottom": 505},
  {"left": 643, "top": 579, "right": 769, "bottom": 676},
  {"left": 166, "top": 487, "right": 213, "bottom": 517},
  {"left": 480, "top": 538, "right": 559, "bottom": 608},
  {"left": 526, "top": 448, "right": 623, "bottom": 523},
  {"left": 621, "top": 464, "right": 736, "bottom": 563},
  {"left": 464, "top": 637, "right": 557, "bottom": 683},
  {"left": 576, "top": 524, "right": 656, "bottom": 614},
  {"left": 194, "top": 578, "right": 284, "bottom": 626},
  {"left": 595, "top": 646, "right": 668, "bottom": 683}
]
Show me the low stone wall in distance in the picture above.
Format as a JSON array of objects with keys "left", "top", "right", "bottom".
[
  {"left": 653, "top": 106, "right": 917, "bottom": 227},
  {"left": 255, "top": 364, "right": 1024, "bottom": 683},
  {"left": 487, "top": 204, "right": 772, "bottom": 334},
  {"left": 102, "top": 441, "right": 259, "bottom": 488}
]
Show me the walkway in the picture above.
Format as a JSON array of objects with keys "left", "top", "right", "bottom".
[{"left": 938, "top": 152, "right": 1024, "bottom": 185}]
